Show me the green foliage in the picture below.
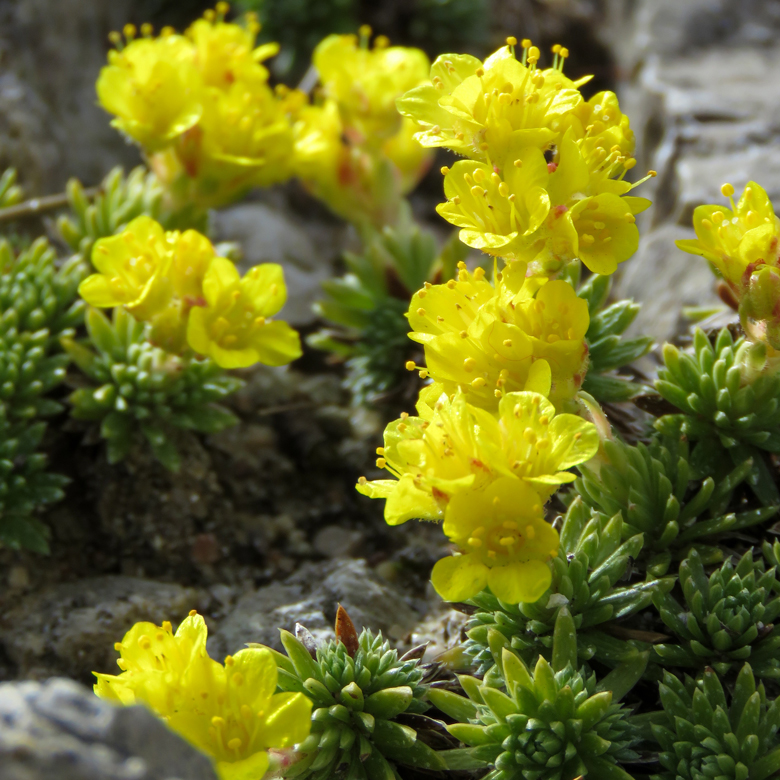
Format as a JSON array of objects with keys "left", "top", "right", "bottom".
[
  {"left": 310, "top": 205, "right": 465, "bottom": 404},
  {"left": 270, "top": 623, "right": 444, "bottom": 780},
  {"left": 57, "top": 166, "right": 164, "bottom": 262},
  {"left": 433, "top": 610, "right": 643, "bottom": 780},
  {"left": 656, "top": 327, "right": 780, "bottom": 504},
  {"left": 577, "top": 271, "right": 653, "bottom": 403},
  {"left": 574, "top": 435, "right": 777, "bottom": 576},
  {"left": 653, "top": 549, "right": 780, "bottom": 678},
  {"left": 0, "top": 168, "right": 23, "bottom": 208},
  {"left": 405, "top": 0, "right": 490, "bottom": 54},
  {"left": 465, "top": 498, "right": 672, "bottom": 672},
  {"left": 651, "top": 664, "right": 780, "bottom": 780},
  {"left": 63, "top": 307, "right": 241, "bottom": 472},
  {"left": 0, "top": 238, "right": 86, "bottom": 552}
]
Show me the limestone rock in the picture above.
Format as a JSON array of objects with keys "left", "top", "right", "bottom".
[
  {"left": 0, "top": 577, "right": 203, "bottom": 684},
  {"left": 208, "top": 558, "right": 422, "bottom": 658},
  {"left": 0, "top": 677, "right": 217, "bottom": 780}
]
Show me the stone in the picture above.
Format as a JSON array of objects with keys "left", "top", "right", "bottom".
[
  {"left": 615, "top": 224, "right": 722, "bottom": 344},
  {"left": 208, "top": 558, "right": 422, "bottom": 658},
  {"left": 0, "top": 677, "right": 217, "bottom": 780},
  {"left": 312, "top": 525, "right": 365, "bottom": 558},
  {"left": 0, "top": 576, "right": 203, "bottom": 684}
]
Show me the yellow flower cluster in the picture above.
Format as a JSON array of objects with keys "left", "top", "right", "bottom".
[
  {"left": 95, "top": 611, "right": 312, "bottom": 780},
  {"left": 677, "top": 181, "right": 780, "bottom": 349},
  {"left": 358, "top": 385, "right": 598, "bottom": 604},
  {"left": 398, "top": 40, "right": 652, "bottom": 275},
  {"left": 293, "top": 28, "right": 434, "bottom": 226},
  {"left": 407, "top": 260, "right": 590, "bottom": 411},
  {"left": 80, "top": 216, "right": 301, "bottom": 369},
  {"left": 97, "top": 4, "right": 295, "bottom": 208}
]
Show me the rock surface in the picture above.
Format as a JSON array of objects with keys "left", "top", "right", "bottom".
[
  {"left": 208, "top": 557, "right": 422, "bottom": 658},
  {"left": 612, "top": 0, "right": 780, "bottom": 342},
  {"left": 0, "top": 577, "right": 203, "bottom": 685},
  {"left": 0, "top": 677, "right": 217, "bottom": 780}
]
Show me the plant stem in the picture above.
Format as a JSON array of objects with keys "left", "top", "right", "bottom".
[{"left": 0, "top": 186, "right": 101, "bottom": 223}]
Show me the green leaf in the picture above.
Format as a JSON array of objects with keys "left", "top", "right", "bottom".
[{"left": 427, "top": 688, "right": 478, "bottom": 722}]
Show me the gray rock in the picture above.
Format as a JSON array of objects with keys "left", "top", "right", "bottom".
[
  {"left": 208, "top": 558, "right": 421, "bottom": 658},
  {"left": 0, "top": 677, "right": 217, "bottom": 780},
  {"left": 0, "top": 0, "right": 139, "bottom": 193},
  {"left": 0, "top": 577, "right": 203, "bottom": 683},
  {"left": 615, "top": 224, "right": 721, "bottom": 344}
]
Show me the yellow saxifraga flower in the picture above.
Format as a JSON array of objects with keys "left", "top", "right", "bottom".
[
  {"left": 436, "top": 135, "right": 647, "bottom": 275},
  {"left": 186, "top": 10, "right": 278, "bottom": 89},
  {"left": 314, "top": 32, "right": 430, "bottom": 143},
  {"left": 97, "top": 34, "right": 202, "bottom": 151},
  {"left": 356, "top": 389, "right": 598, "bottom": 526},
  {"left": 431, "top": 477, "right": 559, "bottom": 604},
  {"left": 677, "top": 181, "right": 780, "bottom": 348},
  {"left": 408, "top": 261, "right": 590, "bottom": 411},
  {"left": 397, "top": 43, "right": 587, "bottom": 166},
  {"left": 79, "top": 216, "right": 175, "bottom": 320},
  {"left": 94, "top": 612, "right": 312, "bottom": 780},
  {"left": 187, "top": 257, "right": 302, "bottom": 368}
]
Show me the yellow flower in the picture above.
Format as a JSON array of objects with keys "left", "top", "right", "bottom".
[
  {"left": 676, "top": 181, "right": 780, "bottom": 295},
  {"left": 79, "top": 216, "right": 173, "bottom": 320},
  {"left": 314, "top": 32, "right": 430, "bottom": 142},
  {"left": 436, "top": 134, "right": 647, "bottom": 275},
  {"left": 382, "top": 117, "right": 435, "bottom": 195},
  {"left": 194, "top": 74, "right": 293, "bottom": 192},
  {"left": 397, "top": 43, "right": 586, "bottom": 166},
  {"left": 407, "top": 262, "right": 589, "bottom": 410},
  {"left": 97, "top": 34, "right": 201, "bottom": 151},
  {"left": 186, "top": 10, "right": 278, "bottom": 89},
  {"left": 187, "top": 257, "right": 301, "bottom": 368},
  {"left": 292, "top": 99, "right": 416, "bottom": 227},
  {"left": 94, "top": 612, "right": 312, "bottom": 780},
  {"left": 356, "top": 389, "right": 598, "bottom": 525},
  {"left": 431, "top": 477, "right": 559, "bottom": 604}
]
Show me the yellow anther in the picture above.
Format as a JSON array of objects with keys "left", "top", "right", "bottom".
[
  {"left": 593, "top": 221, "right": 606, "bottom": 230},
  {"left": 507, "top": 36, "right": 518, "bottom": 46},
  {"left": 474, "top": 267, "right": 485, "bottom": 280},
  {"left": 446, "top": 279, "right": 457, "bottom": 289},
  {"left": 513, "top": 159, "right": 523, "bottom": 167},
  {"left": 581, "top": 234, "right": 595, "bottom": 245},
  {"left": 452, "top": 196, "right": 461, "bottom": 205},
  {"left": 468, "top": 536, "right": 483, "bottom": 548},
  {"left": 471, "top": 377, "right": 487, "bottom": 388},
  {"left": 475, "top": 67, "right": 485, "bottom": 77},
  {"left": 405, "top": 360, "right": 416, "bottom": 371},
  {"left": 712, "top": 211, "right": 725, "bottom": 224},
  {"left": 539, "top": 415, "right": 549, "bottom": 425},
  {"left": 376, "top": 447, "right": 385, "bottom": 456},
  {"left": 559, "top": 47, "right": 569, "bottom": 58},
  {"left": 523, "top": 428, "right": 537, "bottom": 443},
  {"left": 460, "top": 330, "right": 468, "bottom": 339},
  {"left": 358, "top": 476, "right": 367, "bottom": 485},
  {"left": 228, "top": 738, "right": 242, "bottom": 752},
  {"left": 648, "top": 169, "right": 657, "bottom": 177},
  {"left": 458, "top": 269, "right": 469, "bottom": 281},
  {"left": 503, "top": 339, "right": 512, "bottom": 347},
  {"left": 397, "top": 423, "right": 407, "bottom": 433},
  {"left": 721, "top": 183, "right": 735, "bottom": 197},
  {"left": 528, "top": 46, "right": 540, "bottom": 60},
  {"left": 473, "top": 168, "right": 486, "bottom": 183},
  {"left": 189, "top": 609, "right": 198, "bottom": 617},
  {"left": 232, "top": 672, "right": 244, "bottom": 686},
  {"left": 212, "top": 716, "right": 226, "bottom": 728},
  {"left": 498, "top": 182, "right": 510, "bottom": 197},
  {"left": 623, "top": 158, "right": 637, "bottom": 170},
  {"left": 419, "top": 369, "right": 429, "bottom": 379},
  {"left": 552, "top": 44, "right": 561, "bottom": 53},
  {"left": 417, "top": 308, "right": 426, "bottom": 316},
  {"left": 138, "top": 635, "right": 152, "bottom": 650},
  {"left": 521, "top": 38, "right": 532, "bottom": 48},
  {"left": 374, "top": 35, "right": 390, "bottom": 48},
  {"left": 114, "top": 642, "right": 123, "bottom": 651},
  {"left": 117, "top": 659, "right": 127, "bottom": 670},
  {"left": 499, "top": 537, "right": 514, "bottom": 547},
  {"left": 441, "top": 166, "right": 450, "bottom": 175},
  {"left": 463, "top": 357, "right": 477, "bottom": 372},
  {"left": 376, "top": 458, "right": 387, "bottom": 468},
  {"left": 495, "top": 389, "right": 502, "bottom": 397},
  {"left": 225, "top": 655, "right": 234, "bottom": 666}
]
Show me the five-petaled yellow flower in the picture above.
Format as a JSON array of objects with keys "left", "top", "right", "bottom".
[
  {"left": 408, "top": 261, "right": 590, "bottom": 411},
  {"left": 357, "top": 389, "right": 598, "bottom": 526},
  {"left": 188, "top": 257, "right": 302, "bottom": 368},
  {"left": 97, "top": 33, "right": 202, "bottom": 151},
  {"left": 94, "top": 612, "right": 312, "bottom": 780},
  {"left": 431, "top": 477, "right": 559, "bottom": 604}
]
